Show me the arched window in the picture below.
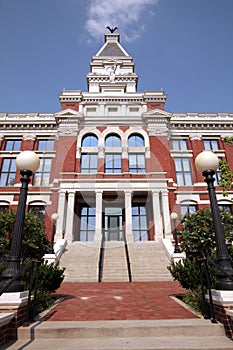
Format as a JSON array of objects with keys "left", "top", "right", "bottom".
[
  {"left": 128, "top": 134, "right": 144, "bottom": 147},
  {"left": 81, "top": 134, "right": 98, "bottom": 173},
  {"left": 105, "top": 134, "right": 121, "bottom": 147},
  {"left": 81, "top": 134, "right": 98, "bottom": 147},
  {"left": 128, "top": 134, "right": 145, "bottom": 173}
]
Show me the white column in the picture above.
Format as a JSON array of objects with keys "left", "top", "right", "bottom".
[
  {"left": 55, "top": 190, "right": 66, "bottom": 241},
  {"left": 161, "top": 191, "right": 172, "bottom": 237},
  {"left": 152, "top": 191, "right": 163, "bottom": 241},
  {"left": 95, "top": 190, "right": 103, "bottom": 242},
  {"left": 65, "top": 191, "right": 75, "bottom": 243},
  {"left": 125, "top": 190, "right": 133, "bottom": 243}
]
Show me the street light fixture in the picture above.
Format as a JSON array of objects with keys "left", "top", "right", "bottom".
[
  {"left": 0, "top": 151, "right": 40, "bottom": 292},
  {"left": 195, "top": 151, "right": 233, "bottom": 290},
  {"left": 49, "top": 213, "right": 59, "bottom": 253},
  {"left": 171, "top": 212, "right": 181, "bottom": 253}
]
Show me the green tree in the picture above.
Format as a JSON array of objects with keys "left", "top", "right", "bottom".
[
  {"left": 219, "top": 137, "right": 233, "bottom": 197},
  {"left": 179, "top": 208, "right": 233, "bottom": 259},
  {"left": 0, "top": 209, "right": 49, "bottom": 262}
]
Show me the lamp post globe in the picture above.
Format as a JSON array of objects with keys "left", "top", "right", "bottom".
[
  {"left": 170, "top": 212, "right": 181, "bottom": 253},
  {"left": 51, "top": 213, "right": 59, "bottom": 222},
  {"left": 195, "top": 151, "right": 233, "bottom": 290},
  {"left": 171, "top": 212, "right": 178, "bottom": 221},
  {"left": 0, "top": 151, "right": 40, "bottom": 293},
  {"left": 195, "top": 151, "right": 219, "bottom": 173},
  {"left": 16, "top": 150, "right": 40, "bottom": 173},
  {"left": 49, "top": 213, "right": 59, "bottom": 253}
]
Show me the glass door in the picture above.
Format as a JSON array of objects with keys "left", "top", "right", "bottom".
[{"left": 104, "top": 207, "right": 123, "bottom": 241}]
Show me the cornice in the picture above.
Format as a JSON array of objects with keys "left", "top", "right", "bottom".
[
  {"left": 170, "top": 113, "right": 233, "bottom": 131},
  {"left": 0, "top": 113, "right": 56, "bottom": 130}
]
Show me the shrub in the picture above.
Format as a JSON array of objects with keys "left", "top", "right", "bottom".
[
  {"left": 23, "top": 261, "right": 65, "bottom": 317},
  {"left": 0, "top": 209, "right": 64, "bottom": 318},
  {"left": 168, "top": 208, "right": 233, "bottom": 315}
]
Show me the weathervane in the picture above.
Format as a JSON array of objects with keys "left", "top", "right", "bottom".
[{"left": 106, "top": 26, "right": 118, "bottom": 33}]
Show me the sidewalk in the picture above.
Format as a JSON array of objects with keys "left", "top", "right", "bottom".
[{"left": 43, "top": 281, "right": 199, "bottom": 321}]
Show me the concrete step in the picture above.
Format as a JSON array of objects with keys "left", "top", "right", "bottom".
[
  {"left": 59, "top": 242, "right": 101, "bottom": 282},
  {"left": 60, "top": 241, "right": 173, "bottom": 282},
  {"left": 5, "top": 319, "right": 233, "bottom": 350},
  {"left": 128, "top": 242, "right": 173, "bottom": 281},
  {"left": 101, "top": 242, "right": 129, "bottom": 282}
]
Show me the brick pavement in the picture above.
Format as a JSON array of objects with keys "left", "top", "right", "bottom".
[{"left": 43, "top": 282, "right": 199, "bottom": 321}]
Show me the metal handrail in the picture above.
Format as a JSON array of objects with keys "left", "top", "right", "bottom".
[
  {"left": 197, "top": 254, "right": 233, "bottom": 324},
  {"left": 197, "top": 258, "right": 217, "bottom": 323},
  {"left": 123, "top": 231, "right": 132, "bottom": 282},
  {"left": 98, "top": 233, "right": 105, "bottom": 282}
]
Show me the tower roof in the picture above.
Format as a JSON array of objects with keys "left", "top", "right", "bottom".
[
  {"left": 95, "top": 34, "right": 129, "bottom": 57},
  {"left": 87, "top": 33, "right": 137, "bottom": 93}
]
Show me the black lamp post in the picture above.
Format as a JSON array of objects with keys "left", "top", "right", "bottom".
[
  {"left": 171, "top": 212, "right": 181, "bottom": 253},
  {"left": 0, "top": 151, "right": 40, "bottom": 292},
  {"left": 49, "top": 213, "right": 59, "bottom": 253},
  {"left": 195, "top": 151, "right": 233, "bottom": 290}
]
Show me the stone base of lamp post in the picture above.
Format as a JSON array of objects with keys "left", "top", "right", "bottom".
[
  {"left": 171, "top": 252, "right": 186, "bottom": 264},
  {"left": 206, "top": 290, "right": 233, "bottom": 338},
  {"left": 0, "top": 291, "right": 30, "bottom": 341},
  {"left": 43, "top": 253, "right": 57, "bottom": 265}
]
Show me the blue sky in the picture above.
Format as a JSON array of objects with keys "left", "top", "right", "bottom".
[{"left": 0, "top": 0, "right": 232, "bottom": 114}]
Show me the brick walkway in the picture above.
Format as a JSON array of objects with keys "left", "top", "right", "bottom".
[{"left": 43, "top": 282, "right": 199, "bottom": 321}]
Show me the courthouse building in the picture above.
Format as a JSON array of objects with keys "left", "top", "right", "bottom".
[{"left": 0, "top": 32, "right": 233, "bottom": 252}]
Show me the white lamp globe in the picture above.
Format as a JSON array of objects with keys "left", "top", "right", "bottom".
[
  {"left": 195, "top": 151, "right": 219, "bottom": 173},
  {"left": 51, "top": 213, "right": 59, "bottom": 221},
  {"left": 171, "top": 212, "right": 178, "bottom": 220},
  {"left": 16, "top": 151, "right": 40, "bottom": 173}
]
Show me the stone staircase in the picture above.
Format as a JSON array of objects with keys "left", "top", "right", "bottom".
[
  {"left": 5, "top": 319, "right": 233, "bottom": 349},
  {"left": 101, "top": 242, "right": 129, "bottom": 282},
  {"left": 59, "top": 241, "right": 173, "bottom": 282},
  {"left": 59, "top": 242, "right": 100, "bottom": 282},
  {"left": 128, "top": 241, "right": 173, "bottom": 281}
]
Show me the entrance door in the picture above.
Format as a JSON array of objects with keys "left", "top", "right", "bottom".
[
  {"left": 104, "top": 207, "right": 123, "bottom": 241},
  {"left": 108, "top": 215, "right": 120, "bottom": 241}
]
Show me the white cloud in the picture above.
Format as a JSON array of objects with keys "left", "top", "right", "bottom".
[{"left": 84, "top": 0, "right": 159, "bottom": 42}]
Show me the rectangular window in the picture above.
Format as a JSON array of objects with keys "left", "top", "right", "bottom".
[
  {"left": 204, "top": 139, "right": 219, "bottom": 151},
  {"left": 33, "top": 158, "right": 52, "bottom": 186},
  {"left": 174, "top": 157, "right": 192, "bottom": 186},
  {"left": 0, "top": 158, "right": 17, "bottom": 186},
  {"left": 38, "top": 139, "right": 54, "bottom": 151},
  {"left": 180, "top": 204, "right": 197, "bottom": 218},
  {"left": 79, "top": 206, "right": 96, "bottom": 241},
  {"left": 5, "top": 140, "right": 21, "bottom": 151},
  {"left": 132, "top": 205, "right": 148, "bottom": 241},
  {"left": 214, "top": 157, "right": 222, "bottom": 186},
  {"left": 28, "top": 205, "right": 46, "bottom": 222},
  {"left": 172, "top": 139, "right": 188, "bottom": 151},
  {"left": 105, "top": 154, "right": 121, "bottom": 173},
  {"left": 0, "top": 205, "right": 9, "bottom": 212},
  {"left": 218, "top": 204, "right": 232, "bottom": 213},
  {"left": 129, "top": 154, "right": 146, "bottom": 173},
  {"left": 81, "top": 154, "right": 98, "bottom": 173}
]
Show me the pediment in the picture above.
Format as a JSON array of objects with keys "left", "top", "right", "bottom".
[
  {"left": 54, "top": 109, "right": 83, "bottom": 118},
  {"left": 143, "top": 109, "right": 172, "bottom": 118}
]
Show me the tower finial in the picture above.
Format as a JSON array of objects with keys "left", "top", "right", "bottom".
[{"left": 106, "top": 26, "right": 118, "bottom": 33}]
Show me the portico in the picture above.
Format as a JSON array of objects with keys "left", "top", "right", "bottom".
[{"left": 55, "top": 177, "right": 172, "bottom": 244}]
